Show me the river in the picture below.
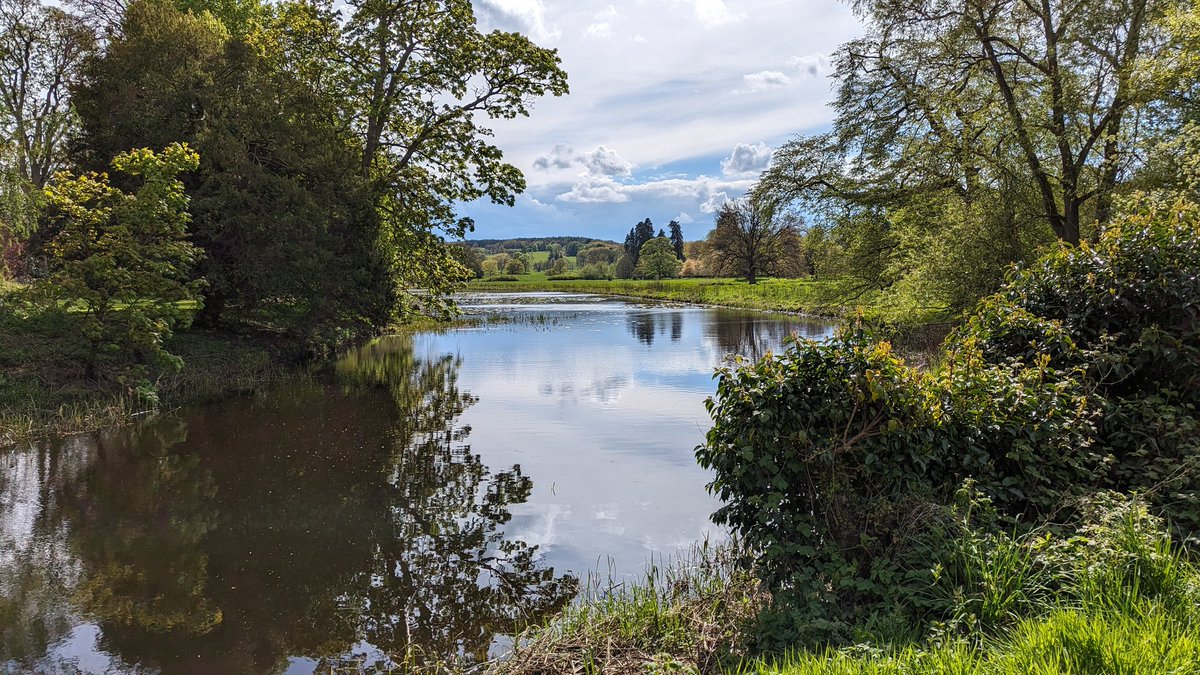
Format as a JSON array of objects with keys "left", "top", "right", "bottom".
[{"left": 0, "top": 292, "right": 833, "bottom": 673}]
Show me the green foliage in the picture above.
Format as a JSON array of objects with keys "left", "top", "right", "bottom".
[
  {"left": 705, "top": 200, "right": 805, "bottom": 284},
  {"left": 954, "top": 194, "right": 1200, "bottom": 536},
  {"left": 697, "top": 196, "right": 1200, "bottom": 645},
  {"left": 635, "top": 237, "right": 683, "bottom": 279},
  {"left": 31, "top": 143, "right": 204, "bottom": 380},
  {"left": 71, "top": 0, "right": 393, "bottom": 350}
]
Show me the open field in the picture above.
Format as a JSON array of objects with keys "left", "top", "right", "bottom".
[{"left": 469, "top": 276, "right": 950, "bottom": 324}]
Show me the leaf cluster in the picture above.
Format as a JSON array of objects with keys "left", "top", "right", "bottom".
[{"left": 697, "top": 195, "right": 1200, "bottom": 644}]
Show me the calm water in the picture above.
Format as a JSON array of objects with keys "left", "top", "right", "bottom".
[{"left": 0, "top": 293, "right": 833, "bottom": 673}]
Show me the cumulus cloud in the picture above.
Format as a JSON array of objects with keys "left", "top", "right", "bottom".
[
  {"left": 674, "top": 211, "right": 695, "bottom": 224},
  {"left": 742, "top": 70, "right": 791, "bottom": 92},
  {"left": 533, "top": 143, "right": 577, "bottom": 170},
  {"left": 474, "top": 0, "right": 560, "bottom": 42},
  {"left": 534, "top": 144, "right": 633, "bottom": 177},
  {"left": 557, "top": 178, "right": 630, "bottom": 203},
  {"left": 586, "top": 22, "right": 613, "bottom": 39},
  {"left": 721, "top": 142, "right": 773, "bottom": 175},
  {"left": 585, "top": 5, "right": 619, "bottom": 39},
  {"left": 790, "top": 53, "right": 833, "bottom": 78},
  {"left": 700, "top": 191, "right": 732, "bottom": 214},
  {"left": 583, "top": 145, "right": 634, "bottom": 177}
]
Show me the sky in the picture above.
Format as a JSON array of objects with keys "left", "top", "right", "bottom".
[{"left": 461, "top": 0, "right": 864, "bottom": 243}]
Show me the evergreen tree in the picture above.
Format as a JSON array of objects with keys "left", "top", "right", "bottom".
[
  {"left": 623, "top": 218, "right": 655, "bottom": 264},
  {"left": 668, "top": 220, "right": 685, "bottom": 260}
]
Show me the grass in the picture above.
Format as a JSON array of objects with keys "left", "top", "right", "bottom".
[
  {"left": 487, "top": 500, "right": 1200, "bottom": 675},
  {"left": 467, "top": 277, "right": 951, "bottom": 324},
  {"left": 494, "top": 543, "right": 768, "bottom": 675},
  {"left": 0, "top": 323, "right": 297, "bottom": 445},
  {"left": 742, "top": 603, "right": 1200, "bottom": 674}
]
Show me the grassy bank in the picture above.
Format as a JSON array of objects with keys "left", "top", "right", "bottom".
[
  {"left": 0, "top": 322, "right": 297, "bottom": 444},
  {"left": 494, "top": 501, "right": 1200, "bottom": 675},
  {"left": 468, "top": 277, "right": 950, "bottom": 324},
  {"left": 495, "top": 544, "right": 768, "bottom": 675}
]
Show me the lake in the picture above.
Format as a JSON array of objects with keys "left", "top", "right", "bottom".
[{"left": 0, "top": 292, "right": 834, "bottom": 673}]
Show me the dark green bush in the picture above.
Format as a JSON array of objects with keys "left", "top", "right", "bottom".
[{"left": 697, "top": 196, "right": 1200, "bottom": 643}]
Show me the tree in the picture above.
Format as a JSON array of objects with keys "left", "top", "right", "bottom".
[
  {"left": 634, "top": 236, "right": 682, "bottom": 280},
  {"left": 576, "top": 241, "right": 622, "bottom": 265},
  {"left": 339, "top": 0, "right": 568, "bottom": 315},
  {"left": 33, "top": 143, "right": 204, "bottom": 380},
  {"left": 614, "top": 254, "right": 635, "bottom": 279},
  {"left": 668, "top": 220, "right": 685, "bottom": 260},
  {"left": 0, "top": 0, "right": 93, "bottom": 254},
  {"left": 71, "top": 0, "right": 394, "bottom": 347},
  {"left": 622, "top": 218, "right": 655, "bottom": 265},
  {"left": 705, "top": 201, "right": 802, "bottom": 284},
  {"left": 754, "top": 0, "right": 1188, "bottom": 310},
  {"left": 69, "top": 0, "right": 568, "bottom": 345}
]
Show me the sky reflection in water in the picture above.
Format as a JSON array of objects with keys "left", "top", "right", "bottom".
[{"left": 0, "top": 292, "right": 832, "bottom": 673}]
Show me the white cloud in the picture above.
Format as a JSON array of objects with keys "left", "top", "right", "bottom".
[
  {"left": 586, "top": 22, "right": 613, "bottom": 39},
  {"left": 742, "top": 70, "right": 791, "bottom": 92},
  {"left": 533, "top": 143, "right": 577, "bottom": 170},
  {"left": 674, "top": 211, "right": 695, "bottom": 224},
  {"left": 583, "top": 145, "right": 634, "bottom": 177},
  {"left": 557, "top": 178, "right": 630, "bottom": 203},
  {"left": 694, "top": 0, "right": 738, "bottom": 27},
  {"left": 721, "top": 142, "right": 773, "bottom": 176},
  {"left": 790, "top": 53, "right": 833, "bottom": 78},
  {"left": 535, "top": 144, "right": 633, "bottom": 177},
  {"left": 700, "top": 191, "right": 732, "bottom": 214}
]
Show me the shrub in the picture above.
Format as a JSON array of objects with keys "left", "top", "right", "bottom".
[
  {"left": 28, "top": 143, "right": 204, "bottom": 382},
  {"left": 697, "top": 196, "right": 1200, "bottom": 643}
]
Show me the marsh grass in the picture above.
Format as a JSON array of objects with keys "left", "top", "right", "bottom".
[{"left": 494, "top": 543, "right": 768, "bottom": 675}]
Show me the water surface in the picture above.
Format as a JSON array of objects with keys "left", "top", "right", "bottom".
[{"left": 0, "top": 292, "right": 833, "bottom": 673}]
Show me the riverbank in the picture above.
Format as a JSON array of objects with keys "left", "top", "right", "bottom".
[
  {"left": 469, "top": 277, "right": 952, "bottom": 325},
  {"left": 495, "top": 503, "right": 1200, "bottom": 675},
  {"left": 0, "top": 304, "right": 496, "bottom": 445},
  {"left": 0, "top": 324, "right": 297, "bottom": 444}
]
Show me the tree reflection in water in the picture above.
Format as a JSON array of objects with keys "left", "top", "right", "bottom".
[
  {"left": 626, "top": 310, "right": 685, "bottom": 346},
  {"left": 0, "top": 334, "right": 576, "bottom": 672}
]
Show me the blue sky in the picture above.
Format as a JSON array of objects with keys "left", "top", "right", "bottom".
[{"left": 462, "top": 0, "right": 864, "bottom": 243}]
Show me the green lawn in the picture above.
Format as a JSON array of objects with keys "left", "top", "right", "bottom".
[{"left": 468, "top": 276, "right": 948, "bottom": 323}]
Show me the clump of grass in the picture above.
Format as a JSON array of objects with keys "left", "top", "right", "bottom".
[{"left": 495, "top": 542, "right": 767, "bottom": 675}]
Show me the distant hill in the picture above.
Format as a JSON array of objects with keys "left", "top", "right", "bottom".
[{"left": 462, "top": 236, "right": 617, "bottom": 254}]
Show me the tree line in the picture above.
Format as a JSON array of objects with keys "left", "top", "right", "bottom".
[{"left": 0, "top": 0, "right": 567, "bottom": 378}]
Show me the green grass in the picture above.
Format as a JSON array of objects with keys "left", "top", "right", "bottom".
[
  {"left": 496, "top": 543, "right": 768, "bottom": 675},
  {"left": 471, "top": 277, "right": 852, "bottom": 316},
  {"left": 744, "top": 603, "right": 1200, "bottom": 674},
  {"left": 468, "top": 277, "right": 952, "bottom": 324}
]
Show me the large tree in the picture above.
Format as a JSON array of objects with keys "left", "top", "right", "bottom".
[
  {"left": 70, "top": 0, "right": 386, "bottom": 346},
  {"left": 755, "top": 0, "right": 1188, "bottom": 309},
  {"left": 339, "top": 0, "right": 567, "bottom": 315},
  {"left": 0, "top": 0, "right": 93, "bottom": 251},
  {"left": 705, "top": 201, "right": 803, "bottom": 285},
  {"left": 668, "top": 219, "right": 685, "bottom": 260},
  {"left": 635, "top": 236, "right": 682, "bottom": 280}
]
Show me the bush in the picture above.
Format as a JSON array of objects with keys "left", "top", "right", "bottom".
[
  {"left": 577, "top": 262, "right": 613, "bottom": 280},
  {"left": 697, "top": 196, "right": 1200, "bottom": 644},
  {"left": 28, "top": 143, "right": 204, "bottom": 382}
]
